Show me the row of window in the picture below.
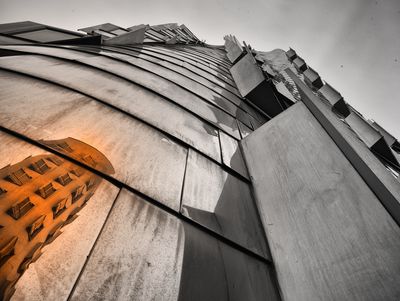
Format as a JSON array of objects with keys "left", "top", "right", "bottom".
[{"left": 6, "top": 177, "right": 95, "bottom": 220}]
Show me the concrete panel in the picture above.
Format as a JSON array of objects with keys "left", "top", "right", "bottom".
[
  {"left": 103, "top": 27, "right": 145, "bottom": 45},
  {"left": 181, "top": 149, "right": 268, "bottom": 258},
  {"left": 230, "top": 52, "right": 265, "bottom": 97},
  {"left": 345, "top": 111, "right": 382, "bottom": 148},
  {"left": 242, "top": 101, "right": 400, "bottom": 301}
]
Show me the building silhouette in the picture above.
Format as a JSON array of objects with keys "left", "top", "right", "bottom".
[
  {"left": 0, "top": 21, "right": 399, "bottom": 301},
  {"left": 0, "top": 137, "right": 114, "bottom": 300}
]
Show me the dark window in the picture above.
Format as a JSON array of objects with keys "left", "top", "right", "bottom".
[
  {"left": 47, "top": 156, "right": 63, "bottom": 166},
  {"left": 6, "top": 168, "right": 31, "bottom": 186},
  {"left": 71, "top": 186, "right": 84, "bottom": 203},
  {"left": 56, "top": 173, "right": 72, "bottom": 186},
  {"left": 26, "top": 215, "right": 45, "bottom": 240},
  {"left": 52, "top": 198, "right": 67, "bottom": 218},
  {"left": 0, "top": 237, "right": 18, "bottom": 267},
  {"left": 81, "top": 155, "right": 97, "bottom": 167},
  {"left": 30, "top": 159, "right": 50, "bottom": 174},
  {"left": 70, "top": 168, "right": 85, "bottom": 177},
  {"left": 47, "top": 141, "right": 73, "bottom": 153},
  {"left": 85, "top": 177, "right": 96, "bottom": 190},
  {"left": 37, "top": 182, "right": 56, "bottom": 199},
  {"left": 7, "top": 197, "right": 34, "bottom": 220},
  {"left": 0, "top": 187, "right": 6, "bottom": 196}
]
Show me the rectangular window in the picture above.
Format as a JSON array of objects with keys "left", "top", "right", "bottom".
[
  {"left": 71, "top": 186, "right": 84, "bottom": 203},
  {"left": 0, "top": 187, "right": 6, "bottom": 196},
  {"left": 37, "top": 182, "right": 56, "bottom": 199},
  {"left": 6, "top": 168, "right": 31, "bottom": 186},
  {"left": 47, "top": 156, "right": 63, "bottom": 166},
  {"left": 70, "top": 168, "right": 85, "bottom": 177},
  {"left": 85, "top": 177, "right": 96, "bottom": 190},
  {"left": 56, "top": 173, "right": 72, "bottom": 186},
  {"left": 52, "top": 198, "right": 67, "bottom": 218},
  {"left": 30, "top": 158, "right": 50, "bottom": 174},
  {"left": 27, "top": 215, "right": 45, "bottom": 240},
  {"left": 8, "top": 197, "right": 34, "bottom": 219},
  {"left": 0, "top": 237, "right": 18, "bottom": 267},
  {"left": 81, "top": 154, "right": 97, "bottom": 167}
]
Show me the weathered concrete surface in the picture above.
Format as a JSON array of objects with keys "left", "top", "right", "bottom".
[{"left": 242, "top": 102, "right": 400, "bottom": 301}]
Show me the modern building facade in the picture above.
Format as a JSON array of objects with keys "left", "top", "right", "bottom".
[{"left": 0, "top": 21, "right": 399, "bottom": 301}]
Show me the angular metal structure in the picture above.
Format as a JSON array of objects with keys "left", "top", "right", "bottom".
[{"left": 0, "top": 21, "right": 399, "bottom": 301}]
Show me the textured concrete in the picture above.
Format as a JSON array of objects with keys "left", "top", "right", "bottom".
[{"left": 242, "top": 101, "right": 400, "bottom": 301}]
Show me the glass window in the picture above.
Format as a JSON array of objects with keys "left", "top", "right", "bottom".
[
  {"left": 6, "top": 168, "right": 31, "bottom": 186},
  {"left": 56, "top": 173, "right": 72, "bottom": 186},
  {"left": 37, "top": 182, "right": 56, "bottom": 198},
  {"left": 7, "top": 197, "right": 34, "bottom": 219},
  {"left": 27, "top": 215, "right": 45, "bottom": 240},
  {"left": 30, "top": 158, "right": 50, "bottom": 174},
  {"left": 71, "top": 186, "right": 84, "bottom": 203},
  {"left": 52, "top": 198, "right": 68, "bottom": 218},
  {"left": 0, "top": 237, "right": 18, "bottom": 267}
]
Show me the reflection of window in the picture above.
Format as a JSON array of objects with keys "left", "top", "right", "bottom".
[
  {"left": 56, "top": 173, "right": 72, "bottom": 186},
  {"left": 85, "top": 178, "right": 96, "bottom": 190},
  {"left": 81, "top": 155, "right": 97, "bottom": 167},
  {"left": 30, "top": 159, "right": 50, "bottom": 174},
  {"left": 70, "top": 168, "right": 85, "bottom": 177},
  {"left": 37, "top": 183, "right": 56, "bottom": 199},
  {"left": 0, "top": 187, "right": 6, "bottom": 196},
  {"left": 7, "top": 198, "right": 34, "bottom": 220},
  {"left": 52, "top": 198, "right": 67, "bottom": 218},
  {"left": 47, "top": 142, "right": 73, "bottom": 153},
  {"left": 6, "top": 168, "right": 31, "bottom": 186},
  {"left": 0, "top": 237, "right": 18, "bottom": 267},
  {"left": 27, "top": 215, "right": 45, "bottom": 240},
  {"left": 71, "top": 186, "right": 84, "bottom": 203},
  {"left": 47, "top": 156, "right": 63, "bottom": 166}
]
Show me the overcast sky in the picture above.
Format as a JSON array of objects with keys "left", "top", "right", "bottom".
[{"left": 1, "top": 0, "right": 399, "bottom": 138}]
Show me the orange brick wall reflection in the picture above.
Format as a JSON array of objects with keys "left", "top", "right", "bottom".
[{"left": 0, "top": 137, "right": 114, "bottom": 300}]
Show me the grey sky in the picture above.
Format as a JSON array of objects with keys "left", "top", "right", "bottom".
[{"left": 1, "top": 0, "right": 399, "bottom": 138}]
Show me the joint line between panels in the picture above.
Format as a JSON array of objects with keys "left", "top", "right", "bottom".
[{"left": 0, "top": 125, "right": 271, "bottom": 264}]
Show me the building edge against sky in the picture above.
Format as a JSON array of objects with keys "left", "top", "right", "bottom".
[{"left": 0, "top": 21, "right": 399, "bottom": 300}]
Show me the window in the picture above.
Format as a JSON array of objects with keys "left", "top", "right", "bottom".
[
  {"left": 0, "top": 237, "right": 18, "bottom": 267},
  {"left": 71, "top": 186, "right": 84, "bottom": 203},
  {"left": 81, "top": 154, "right": 97, "bottom": 167},
  {"left": 6, "top": 168, "right": 31, "bottom": 186},
  {"left": 37, "top": 182, "right": 56, "bottom": 199},
  {"left": 0, "top": 187, "right": 6, "bottom": 196},
  {"left": 52, "top": 198, "right": 67, "bottom": 218},
  {"left": 47, "top": 141, "right": 73, "bottom": 153},
  {"left": 7, "top": 197, "right": 34, "bottom": 220},
  {"left": 85, "top": 177, "right": 96, "bottom": 190},
  {"left": 47, "top": 156, "right": 63, "bottom": 166},
  {"left": 30, "top": 159, "right": 50, "bottom": 174},
  {"left": 27, "top": 215, "right": 45, "bottom": 240},
  {"left": 56, "top": 173, "right": 72, "bottom": 186},
  {"left": 70, "top": 168, "right": 85, "bottom": 177}
]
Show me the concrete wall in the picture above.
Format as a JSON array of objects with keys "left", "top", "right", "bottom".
[{"left": 242, "top": 102, "right": 400, "bottom": 301}]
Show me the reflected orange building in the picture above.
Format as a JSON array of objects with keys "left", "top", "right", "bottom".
[{"left": 0, "top": 138, "right": 114, "bottom": 300}]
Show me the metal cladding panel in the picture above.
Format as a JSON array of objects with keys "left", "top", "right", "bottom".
[
  {"left": 242, "top": 102, "right": 400, "bottom": 301},
  {"left": 0, "top": 50, "right": 240, "bottom": 139},
  {"left": 219, "top": 130, "right": 249, "bottom": 179},
  {"left": 345, "top": 111, "right": 382, "bottom": 148},
  {"left": 0, "top": 54, "right": 223, "bottom": 161},
  {"left": 292, "top": 57, "right": 306, "bottom": 72},
  {"left": 14, "top": 29, "right": 80, "bottom": 43},
  {"left": 303, "top": 67, "right": 323, "bottom": 89},
  {"left": 0, "top": 132, "right": 121, "bottom": 301},
  {"left": 318, "top": 83, "right": 343, "bottom": 106},
  {"left": 370, "top": 121, "right": 397, "bottom": 147},
  {"left": 0, "top": 71, "right": 187, "bottom": 211},
  {"left": 230, "top": 52, "right": 265, "bottom": 97},
  {"left": 181, "top": 149, "right": 268, "bottom": 258},
  {"left": 69, "top": 189, "right": 279, "bottom": 301}
]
